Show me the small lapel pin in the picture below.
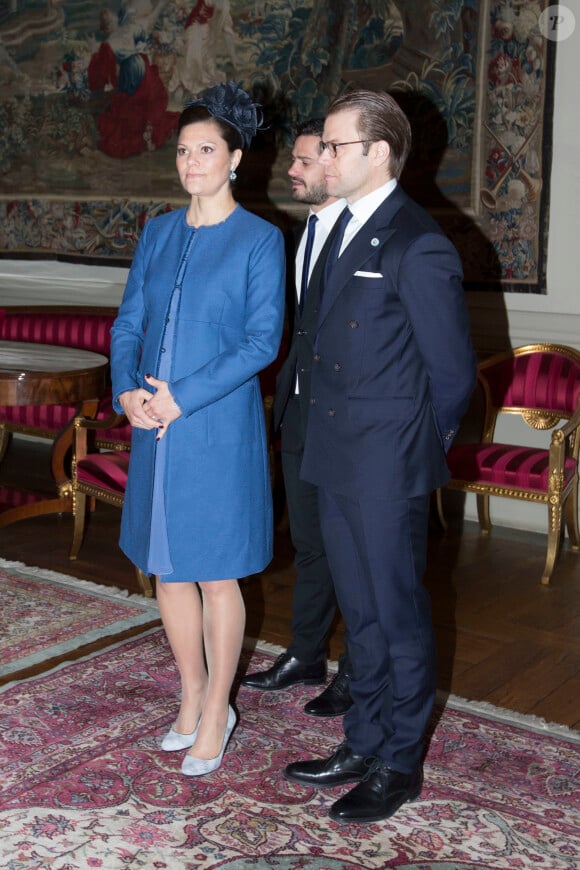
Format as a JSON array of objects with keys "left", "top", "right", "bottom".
[{"left": 371, "top": 237, "right": 379, "bottom": 247}]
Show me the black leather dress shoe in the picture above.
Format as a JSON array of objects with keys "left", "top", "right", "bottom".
[
  {"left": 241, "top": 652, "right": 325, "bottom": 691},
  {"left": 284, "top": 742, "right": 370, "bottom": 788},
  {"left": 304, "top": 669, "right": 352, "bottom": 717},
  {"left": 329, "top": 760, "right": 423, "bottom": 824}
]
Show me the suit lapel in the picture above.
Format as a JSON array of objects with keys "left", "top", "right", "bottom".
[
  {"left": 302, "top": 222, "right": 336, "bottom": 320},
  {"left": 316, "top": 186, "right": 407, "bottom": 329}
]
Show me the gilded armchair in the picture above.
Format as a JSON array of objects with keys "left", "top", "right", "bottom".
[
  {"left": 69, "top": 411, "right": 153, "bottom": 597},
  {"left": 436, "top": 343, "right": 580, "bottom": 585}
]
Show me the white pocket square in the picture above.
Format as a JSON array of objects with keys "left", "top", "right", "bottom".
[{"left": 354, "top": 270, "right": 383, "bottom": 278}]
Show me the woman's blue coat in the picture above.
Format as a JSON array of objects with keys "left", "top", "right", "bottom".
[{"left": 110, "top": 205, "right": 285, "bottom": 581}]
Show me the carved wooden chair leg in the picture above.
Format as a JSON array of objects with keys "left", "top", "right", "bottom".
[
  {"left": 564, "top": 488, "right": 580, "bottom": 549},
  {"left": 136, "top": 569, "right": 154, "bottom": 598},
  {"left": 477, "top": 493, "right": 492, "bottom": 533},
  {"left": 542, "top": 502, "right": 564, "bottom": 586},
  {"left": 70, "top": 490, "right": 88, "bottom": 560}
]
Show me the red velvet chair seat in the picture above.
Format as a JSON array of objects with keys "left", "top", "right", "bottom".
[
  {"left": 447, "top": 443, "right": 578, "bottom": 492},
  {"left": 76, "top": 452, "right": 130, "bottom": 495},
  {"left": 0, "top": 402, "right": 81, "bottom": 432}
]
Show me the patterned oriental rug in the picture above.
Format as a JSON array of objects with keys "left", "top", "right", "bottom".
[
  {"left": 0, "top": 630, "right": 578, "bottom": 870},
  {"left": 0, "top": 559, "right": 159, "bottom": 681}
]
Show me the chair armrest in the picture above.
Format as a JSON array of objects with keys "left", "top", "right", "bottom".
[
  {"left": 74, "top": 411, "right": 128, "bottom": 432},
  {"left": 552, "top": 400, "right": 580, "bottom": 442},
  {"left": 547, "top": 401, "right": 580, "bottom": 496},
  {"left": 72, "top": 412, "right": 129, "bottom": 466}
]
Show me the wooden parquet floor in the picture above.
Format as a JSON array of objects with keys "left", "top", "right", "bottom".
[{"left": 1, "top": 436, "right": 579, "bottom": 729}]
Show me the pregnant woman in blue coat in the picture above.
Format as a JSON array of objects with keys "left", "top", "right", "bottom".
[{"left": 110, "top": 82, "right": 285, "bottom": 776}]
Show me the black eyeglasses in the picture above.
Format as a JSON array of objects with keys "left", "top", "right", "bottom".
[{"left": 319, "top": 139, "right": 371, "bottom": 158}]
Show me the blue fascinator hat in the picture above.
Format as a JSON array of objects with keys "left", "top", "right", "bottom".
[{"left": 185, "top": 81, "right": 264, "bottom": 149}]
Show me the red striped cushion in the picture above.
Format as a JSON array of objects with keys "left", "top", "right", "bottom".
[
  {"left": 0, "top": 397, "right": 131, "bottom": 444},
  {"left": 0, "top": 404, "right": 76, "bottom": 430},
  {"left": 447, "top": 443, "right": 577, "bottom": 492},
  {"left": 0, "top": 312, "right": 115, "bottom": 355},
  {"left": 93, "top": 396, "right": 132, "bottom": 444},
  {"left": 96, "top": 422, "right": 132, "bottom": 445},
  {"left": 484, "top": 352, "right": 580, "bottom": 416},
  {"left": 0, "top": 486, "right": 44, "bottom": 511},
  {"left": 76, "top": 453, "right": 130, "bottom": 495}
]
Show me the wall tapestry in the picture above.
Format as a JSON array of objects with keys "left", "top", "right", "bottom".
[{"left": 0, "top": 1, "right": 555, "bottom": 292}]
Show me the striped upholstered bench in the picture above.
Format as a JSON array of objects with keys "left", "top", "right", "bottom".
[{"left": 0, "top": 309, "right": 131, "bottom": 456}]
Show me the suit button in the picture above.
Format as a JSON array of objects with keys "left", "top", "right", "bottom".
[
  {"left": 297, "top": 329, "right": 305, "bottom": 336},
  {"left": 310, "top": 398, "right": 316, "bottom": 405},
  {"left": 349, "top": 320, "right": 359, "bottom": 329},
  {"left": 334, "top": 363, "right": 341, "bottom": 371},
  {"left": 328, "top": 408, "right": 335, "bottom": 417},
  {"left": 313, "top": 353, "right": 321, "bottom": 362}
]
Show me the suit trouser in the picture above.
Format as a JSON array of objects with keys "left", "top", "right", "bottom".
[
  {"left": 318, "top": 487, "right": 436, "bottom": 773},
  {"left": 281, "top": 397, "right": 345, "bottom": 665}
]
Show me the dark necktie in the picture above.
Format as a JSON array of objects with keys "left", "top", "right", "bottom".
[
  {"left": 323, "top": 206, "right": 352, "bottom": 288},
  {"left": 299, "top": 213, "right": 318, "bottom": 313}
]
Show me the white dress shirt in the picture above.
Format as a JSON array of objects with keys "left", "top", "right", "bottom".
[
  {"left": 293, "top": 198, "right": 346, "bottom": 394},
  {"left": 338, "top": 178, "right": 398, "bottom": 257},
  {"left": 295, "top": 198, "right": 347, "bottom": 305}
]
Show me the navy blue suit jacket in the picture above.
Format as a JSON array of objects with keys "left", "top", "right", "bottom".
[
  {"left": 274, "top": 220, "right": 340, "bottom": 440},
  {"left": 301, "top": 185, "right": 477, "bottom": 501}
]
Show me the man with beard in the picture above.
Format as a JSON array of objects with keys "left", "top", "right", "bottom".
[{"left": 242, "top": 119, "right": 352, "bottom": 717}]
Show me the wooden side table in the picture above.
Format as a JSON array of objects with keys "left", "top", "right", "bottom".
[{"left": 0, "top": 340, "right": 108, "bottom": 527}]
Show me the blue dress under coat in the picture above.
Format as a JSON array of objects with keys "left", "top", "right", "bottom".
[{"left": 110, "top": 205, "right": 285, "bottom": 581}]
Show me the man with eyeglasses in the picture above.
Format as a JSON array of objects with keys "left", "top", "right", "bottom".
[
  {"left": 284, "top": 90, "right": 476, "bottom": 824},
  {"left": 243, "top": 119, "right": 353, "bottom": 718}
]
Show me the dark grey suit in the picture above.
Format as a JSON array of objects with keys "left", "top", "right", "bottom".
[{"left": 274, "top": 218, "right": 347, "bottom": 666}]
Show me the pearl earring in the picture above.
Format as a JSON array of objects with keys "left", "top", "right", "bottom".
[{"left": 229, "top": 168, "right": 237, "bottom": 181}]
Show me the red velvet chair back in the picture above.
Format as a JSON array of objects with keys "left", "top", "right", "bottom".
[{"left": 481, "top": 347, "right": 580, "bottom": 417}]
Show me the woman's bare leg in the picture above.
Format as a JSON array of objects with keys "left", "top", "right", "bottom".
[
  {"left": 187, "top": 578, "right": 245, "bottom": 759},
  {"left": 156, "top": 580, "right": 207, "bottom": 735}
]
